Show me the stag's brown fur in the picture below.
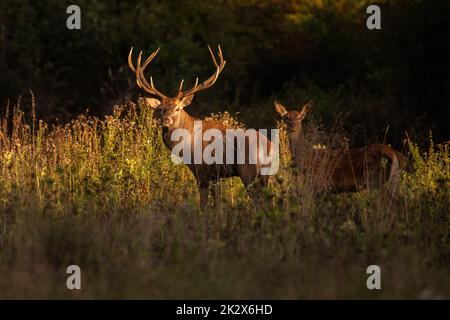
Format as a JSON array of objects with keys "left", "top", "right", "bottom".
[
  {"left": 274, "top": 101, "right": 405, "bottom": 193},
  {"left": 150, "top": 98, "right": 272, "bottom": 207},
  {"left": 128, "top": 45, "right": 273, "bottom": 207}
]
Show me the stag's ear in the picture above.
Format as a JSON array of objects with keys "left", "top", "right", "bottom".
[
  {"left": 298, "top": 100, "right": 313, "bottom": 119},
  {"left": 274, "top": 101, "right": 288, "bottom": 117},
  {"left": 145, "top": 98, "right": 161, "bottom": 109},
  {"left": 180, "top": 95, "right": 194, "bottom": 108}
]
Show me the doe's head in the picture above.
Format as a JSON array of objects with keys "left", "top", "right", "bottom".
[{"left": 274, "top": 100, "right": 313, "bottom": 132}]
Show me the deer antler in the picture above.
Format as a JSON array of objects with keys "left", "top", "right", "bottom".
[
  {"left": 176, "top": 45, "right": 226, "bottom": 98},
  {"left": 128, "top": 45, "right": 226, "bottom": 99},
  {"left": 128, "top": 47, "right": 168, "bottom": 99}
]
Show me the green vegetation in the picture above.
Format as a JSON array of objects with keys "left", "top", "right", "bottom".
[{"left": 0, "top": 98, "right": 448, "bottom": 298}]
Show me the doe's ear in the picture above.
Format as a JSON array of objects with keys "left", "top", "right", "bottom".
[
  {"left": 145, "top": 98, "right": 161, "bottom": 109},
  {"left": 274, "top": 101, "right": 288, "bottom": 116},
  {"left": 180, "top": 94, "right": 194, "bottom": 108},
  {"left": 298, "top": 100, "right": 313, "bottom": 119}
]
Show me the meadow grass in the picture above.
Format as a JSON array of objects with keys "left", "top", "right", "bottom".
[{"left": 0, "top": 98, "right": 448, "bottom": 299}]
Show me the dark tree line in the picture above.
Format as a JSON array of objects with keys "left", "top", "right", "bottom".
[{"left": 0, "top": 0, "right": 449, "bottom": 144}]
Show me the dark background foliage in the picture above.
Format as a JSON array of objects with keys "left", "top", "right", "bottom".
[{"left": 0, "top": 0, "right": 449, "bottom": 145}]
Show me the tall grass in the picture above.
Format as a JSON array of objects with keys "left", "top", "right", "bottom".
[{"left": 0, "top": 98, "right": 448, "bottom": 299}]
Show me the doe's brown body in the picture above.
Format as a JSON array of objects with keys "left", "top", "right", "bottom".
[{"left": 274, "top": 100, "right": 405, "bottom": 192}]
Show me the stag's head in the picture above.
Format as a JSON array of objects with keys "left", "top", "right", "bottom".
[
  {"left": 128, "top": 45, "right": 226, "bottom": 128},
  {"left": 274, "top": 100, "right": 313, "bottom": 133}
]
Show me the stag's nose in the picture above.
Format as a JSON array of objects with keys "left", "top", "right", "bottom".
[{"left": 162, "top": 117, "right": 173, "bottom": 127}]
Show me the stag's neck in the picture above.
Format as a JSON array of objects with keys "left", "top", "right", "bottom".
[
  {"left": 162, "top": 110, "right": 196, "bottom": 149},
  {"left": 178, "top": 110, "right": 196, "bottom": 131}
]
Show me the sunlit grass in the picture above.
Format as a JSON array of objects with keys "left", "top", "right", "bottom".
[{"left": 0, "top": 98, "right": 448, "bottom": 299}]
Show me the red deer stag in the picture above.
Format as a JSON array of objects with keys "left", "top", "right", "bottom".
[
  {"left": 128, "top": 45, "right": 274, "bottom": 208},
  {"left": 274, "top": 100, "right": 405, "bottom": 193}
]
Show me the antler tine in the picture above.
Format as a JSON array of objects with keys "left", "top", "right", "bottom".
[
  {"left": 144, "top": 72, "right": 167, "bottom": 99},
  {"left": 207, "top": 45, "right": 219, "bottom": 68},
  {"left": 142, "top": 47, "right": 161, "bottom": 70},
  {"left": 141, "top": 49, "right": 168, "bottom": 99},
  {"left": 178, "top": 79, "right": 185, "bottom": 94},
  {"left": 150, "top": 76, "right": 156, "bottom": 89},
  {"left": 133, "top": 50, "right": 147, "bottom": 90},
  {"left": 128, "top": 47, "right": 136, "bottom": 72},
  {"left": 135, "top": 51, "right": 149, "bottom": 91},
  {"left": 179, "top": 45, "right": 226, "bottom": 98},
  {"left": 128, "top": 47, "right": 147, "bottom": 90},
  {"left": 127, "top": 46, "right": 168, "bottom": 99},
  {"left": 218, "top": 45, "right": 223, "bottom": 59},
  {"left": 129, "top": 48, "right": 150, "bottom": 91},
  {"left": 137, "top": 50, "right": 143, "bottom": 72}
]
